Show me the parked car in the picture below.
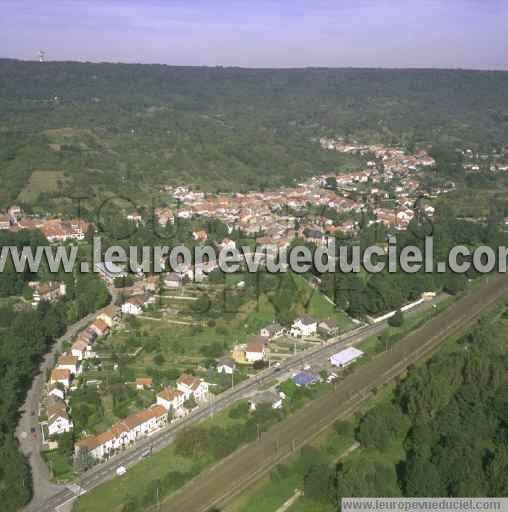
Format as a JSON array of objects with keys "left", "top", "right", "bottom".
[{"left": 116, "top": 466, "right": 127, "bottom": 476}]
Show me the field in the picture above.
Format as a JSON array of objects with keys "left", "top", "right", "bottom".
[{"left": 17, "top": 170, "right": 67, "bottom": 202}]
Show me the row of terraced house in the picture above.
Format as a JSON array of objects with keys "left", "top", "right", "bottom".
[{"left": 75, "top": 373, "right": 209, "bottom": 462}]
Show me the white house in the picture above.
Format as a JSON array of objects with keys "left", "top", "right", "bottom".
[
  {"left": 89, "top": 319, "right": 110, "bottom": 337},
  {"left": 56, "top": 355, "right": 81, "bottom": 376},
  {"left": 318, "top": 318, "right": 339, "bottom": 337},
  {"left": 120, "top": 405, "right": 168, "bottom": 440},
  {"left": 245, "top": 339, "right": 266, "bottom": 363},
  {"left": 48, "top": 409, "right": 73, "bottom": 437},
  {"left": 217, "top": 357, "right": 236, "bottom": 375},
  {"left": 135, "top": 378, "right": 153, "bottom": 390},
  {"left": 121, "top": 296, "right": 146, "bottom": 316},
  {"left": 48, "top": 384, "right": 65, "bottom": 401},
  {"left": 76, "top": 430, "right": 117, "bottom": 461},
  {"left": 157, "top": 387, "right": 186, "bottom": 414},
  {"left": 249, "top": 391, "right": 284, "bottom": 411},
  {"left": 50, "top": 368, "right": 71, "bottom": 389},
  {"left": 259, "top": 323, "right": 284, "bottom": 340},
  {"left": 219, "top": 238, "right": 236, "bottom": 251},
  {"left": 71, "top": 339, "right": 96, "bottom": 360},
  {"left": 176, "top": 374, "right": 209, "bottom": 402},
  {"left": 290, "top": 316, "right": 317, "bottom": 337},
  {"left": 47, "top": 398, "right": 73, "bottom": 436}
]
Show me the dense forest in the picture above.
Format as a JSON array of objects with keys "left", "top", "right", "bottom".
[
  {"left": 1, "top": 60, "right": 508, "bottom": 207},
  {"left": 295, "top": 308, "right": 508, "bottom": 507}
]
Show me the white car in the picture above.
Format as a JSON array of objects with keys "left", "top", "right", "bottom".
[{"left": 116, "top": 466, "right": 127, "bottom": 476}]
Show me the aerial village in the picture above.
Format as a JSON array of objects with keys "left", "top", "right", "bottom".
[{"left": 1, "top": 140, "right": 481, "bottom": 468}]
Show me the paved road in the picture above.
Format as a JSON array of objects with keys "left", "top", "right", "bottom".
[
  {"left": 17, "top": 291, "right": 117, "bottom": 512},
  {"left": 31, "top": 294, "right": 446, "bottom": 512}
]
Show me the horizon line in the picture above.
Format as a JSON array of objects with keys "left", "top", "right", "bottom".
[{"left": 1, "top": 56, "right": 507, "bottom": 73}]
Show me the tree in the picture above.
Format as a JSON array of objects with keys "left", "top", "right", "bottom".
[
  {"left": 74, "top": 447, "right": 94, "bottom": 473},
  {"left": 334, "top": 420, "right": 354, "bottom": 438},
  {"left": 357, "top": 403, "right": 410, "bottom": 451},
  {"left": 184, "top": 396, "right": 197, "bottom": 410},
  {"left": 304, "top": 464, "right": 334, "bottom": 503},
  {"left": 388, "top": 309, "right": 404, "bottom": 327},
  {"left": 174, "top": 426, "right": 209, "bottom": 458},
  {"left": 153, "top": 353, "right": 165, "bottom": 365},
  {"left": 228, "top": 402, "right": 250, "bottom": 419},
  {"left": 253, "top": 360, "right": 267, "bottom": 370},
  {"left": 444, "top": 273, "right": 467, "bottom": 295}
]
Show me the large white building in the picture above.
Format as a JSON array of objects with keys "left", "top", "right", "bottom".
[{"left": 330, "top": 347, "right": 364, "bottom": 368}]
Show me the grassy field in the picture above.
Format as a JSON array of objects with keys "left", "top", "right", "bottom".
[
  {"left": 17, "top": 169, "right": 67, "bottom": 202},
  {"left": 42, "top": 450, "right": 75, "bottom": 482},
  {"left": 292, "top": 274, "right": 353, "bottom": 329}
]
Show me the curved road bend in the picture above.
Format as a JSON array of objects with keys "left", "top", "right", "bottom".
[{"left": 17, "top": 290, "right": 118, "bottom": 512}]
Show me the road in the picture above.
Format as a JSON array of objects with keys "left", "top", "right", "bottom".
[
  {"left": 156, "top": 273, "right": 508, "bottom": 512},
  {"left": 17, "top": 290, "right": 118, "bottom": 512},
  {"left": 30, "top": 293, "right": 446, "bottom": 512}
]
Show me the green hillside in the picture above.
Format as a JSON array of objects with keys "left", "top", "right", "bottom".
[{"left": 1, "top": 60, "right": 508, "bottom": 209}]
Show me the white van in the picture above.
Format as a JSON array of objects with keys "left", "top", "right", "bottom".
[{"left": 116, "top": 466, "right": 127, "bottom": 476}]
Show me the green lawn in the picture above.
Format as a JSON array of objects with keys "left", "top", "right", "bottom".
[
  {"left": 17, "top": 169, "right": 66, "bottom": 202},
  {"left": 292, "top": 274, "right": 353, "bottom": 329},
  {"left": 42, "top": 450, "right": 75, "bottom": 482}
]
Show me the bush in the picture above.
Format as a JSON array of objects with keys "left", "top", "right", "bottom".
[
  {"left": 253, "top": 360, "right": 267, "bottom": 370},
  {"left": 334, "top": 420, "right": 354, "bottom": 438},
  {"left": 388, "top": 309, "right": 404, "bottom": 327},
  {"left": 153, "top": 353, "right": 165, "bottom": 365},
  {"left": 228, "top": 401, "right": 250, "bottom": 419}
]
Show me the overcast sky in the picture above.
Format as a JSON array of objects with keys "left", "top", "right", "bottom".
[{"left": 1, "top": 0, "right": 507, "bottom": 69}]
